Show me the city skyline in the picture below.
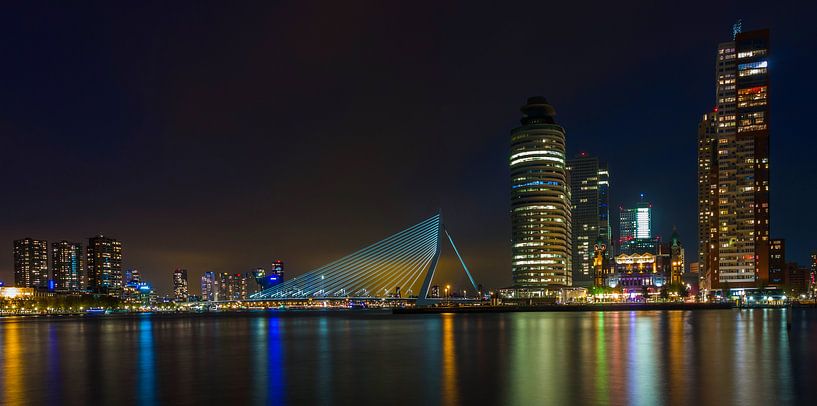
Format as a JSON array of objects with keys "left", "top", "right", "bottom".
[{"left": 2, "top": 2, "right": 817, "bottom": 294}]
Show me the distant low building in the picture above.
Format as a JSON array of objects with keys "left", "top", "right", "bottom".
[
  {"left": 786, "top": 263, "right": 810, "bottom": 296},
  {"left": 0, "top": 286, "right": 35, "bottom": 299},
  {"left": 608, "top": 252, "right": 668, "bottom": 295},
  {"left": 123, "top": 281, "right": 153, "bottom": 306}
]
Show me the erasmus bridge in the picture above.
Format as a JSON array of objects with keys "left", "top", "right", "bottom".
[{"left": 249, "top": 212, "right": 479, "bottom": 306}]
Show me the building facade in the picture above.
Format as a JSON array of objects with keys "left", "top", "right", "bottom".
[
  {"left": 592, "top": 237, "right": 612, "bottom": 288},
  {"left": 218, "top": 273, "right": 247, "bottom": 301},
  {"left": 173, "top": 268, "right": 189, "bottom": 302},
  {"left": 786, "top": 263, "right": 809, "bottom": 295},
  {"left": 245, "top": 268, "right": 265, "bottom": 296},
  {"left": 86, "top": 235, "right": 123, "bottom": 293},
  {"left": 810, "top": 253, "right": 817, "bottom": 298},
  {"left": 201, "top": 271, "right": 217, "bottom": 301},
  {"left": 699, "top": 26, "right": 771, "bottom": 289},
  {"left": 669, "top": 229, "right": 685, "bottom": 285},
  {"left": 510, "top": 97, "right": 572, "bottom": 290},
  {"left": 270, "top": 260, "right": 285, "bottom": 286},
  {"left": 769, "top": 239, "right": 785, "bottom": 286},
  {"left": 619, "top": 195, "right": 656, "bottom": 255},
  {"left": 52, "top": 241, "right": 83, "bottom": 291},
  {"left": 697, "top": 112, "right": 718, "bottom": 287},
  {"left": 567, "top": 153, "right": 610, "bottom": 287},
  {"left": 13, "top": 238, "right": 49, "bottom": 288},
  {"left": 608, "top": 252, "right": 667, "bottom": 295},
  {"left": 124, "top": 269, "right": 141, "bottom": 285}
]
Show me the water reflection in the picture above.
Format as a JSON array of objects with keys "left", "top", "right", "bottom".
[
  {"left": 1, "top": 321, "right": 23, "bottom": 405},
  {"left": 138, "top": 316, "right": 156, "bottom": 406},
  {"left": 629, "top": 313, "right": 659, "bottom": 406},
  {"left": 253, "top": 317, "right": 267, "bottom": 404},
  {"left": 594, "top": 313, "right": 608, "bottom": 404},
  {"left": 268, "top": 317, "right": 285, "bottom": 404},
  {"left": 0, "top": 310, "right": 813, "bottom": 405},
  {"left": 47, "top": 324, "right": 60, "bottom": 402},
  {"left": 441, "top": 313, "right": 458, "bottom": 405},
  {"left": 253, "top": 316, "right": 286, "bottom": 405}
]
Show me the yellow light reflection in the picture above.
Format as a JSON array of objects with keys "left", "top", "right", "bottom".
[
  {"left": 2, "top": 321, "right": 24, "bottom": 405},
  {"left": 441, "top": 313, "right": 459, "bottom": 406},
  {"left": 667, "top": 312, "right": 687, "bottom": 405},
  {"left": 595, "top": 313, "right": 609, "bottom": 404}
]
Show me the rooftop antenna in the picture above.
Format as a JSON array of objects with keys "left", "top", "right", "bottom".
[{"left": 732, "top": 19, "right": 743, "bottom": 40}]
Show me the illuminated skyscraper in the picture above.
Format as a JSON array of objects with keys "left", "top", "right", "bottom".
[
  {"left": 271, "top": 260, "right": 285, "bottom": 284},
  {"left": 698, "top": 26, "right": 771, "bottom": 289},
  {"left": 510, "top": 97, "right": 572, "bottom": 289},
  {"left": 697, "top": 112, "right": 717, "bottom": 290},
  {"left": 567, "top": 153, "right": 610, "bottom": 287},
  {"left": 218, "top": 273, "right": 247, "bottom": 301},
  {"left": 619, "top": 195, "right": 656, "bottom": 255},
  {"left": 52, "top": 241, "right": 83, "bottom": 291},
  {"left": 13, "top": 238, "right": 48, "bottom": 288},
  {"left": 201, "top": 271, "right": 217, "bottom": 301},
  {"left": 86, "top": 235, "right": 123, "bottom": 293},
  {"left": 810, "top": 252, "right": 817, "bottom": 298},
  {"left": 173, "top": 268, "right": 189, "bottom": 301}
]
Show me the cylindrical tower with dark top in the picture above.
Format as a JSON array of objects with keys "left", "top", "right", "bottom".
[{"left": 510, "top": 97, "right": 572, "bottom": 290}]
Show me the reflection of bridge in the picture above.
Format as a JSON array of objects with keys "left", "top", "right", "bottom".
[{"left": 249, "top": 213, "right": 478, "bottom": 306}]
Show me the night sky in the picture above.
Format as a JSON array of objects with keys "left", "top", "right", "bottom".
[{"left": 2, "top": 1, "right": 816, "bottom": 295}]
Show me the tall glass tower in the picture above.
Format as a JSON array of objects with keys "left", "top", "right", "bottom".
[
  {"left": 510, "top": 97, "right": 572, "bottom": 289},
  {"left": 567, "top": 153, "right": 611, "bottom": 287}
]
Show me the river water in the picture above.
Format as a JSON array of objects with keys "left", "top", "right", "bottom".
[{"left": 0, "top": 309, "right": 814, "bottom": 405}]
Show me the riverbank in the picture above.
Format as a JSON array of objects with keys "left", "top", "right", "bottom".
[{"left": 393, "top": 302, "right": 735, "bottom": 314}]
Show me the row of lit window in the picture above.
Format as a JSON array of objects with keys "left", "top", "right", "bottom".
[
  {"left": 510, "top": 156, "right": 565, "bottom": 166},
  {"left": 738, "top": 49, "right": 766, "bottom": 59},
  {"left": 510, "top": 150, "right": 564, "bottom": 160},
  {"left": 513, "top": 205, "right": 558, "bottom": 211},
  {"left": 512, "top": 254, "right": 565, "bottom": 261},
  {"left": 738, "top": 68, "right": 766, "bottom": 77},
  {"left": 738, "top": 124, "right": 767, "bottom": 133}
]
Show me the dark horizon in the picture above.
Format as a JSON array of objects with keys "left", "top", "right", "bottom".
[{"left": 2, "top": 1, "right": 816, "bottom": 295}]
